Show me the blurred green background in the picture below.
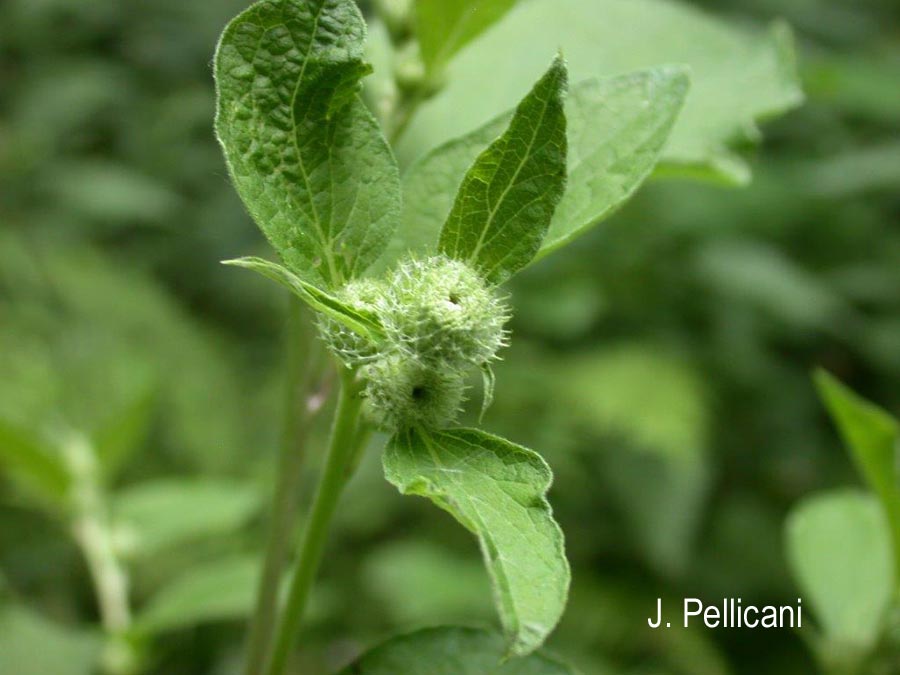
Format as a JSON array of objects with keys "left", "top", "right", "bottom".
[{"left": 0, "top": 0, "right": 898, "bottom": 673}]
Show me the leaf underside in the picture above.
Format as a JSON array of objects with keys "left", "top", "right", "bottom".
[
  {"left": 437, "top": 56, "right": 568, "bottom": 284},
  {"left": 336, "top": 626, "right": 578, "bottom": 674},
  {"left": 215, "top": 0, "right": 400, "bottom": 288},
  {"left": 383, "top": 427, "right": 570, "bottom": 657}
]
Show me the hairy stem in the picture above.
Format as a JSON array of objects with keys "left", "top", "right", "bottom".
[
  {"left": 244, "top": 299, "right": 331, "bottom": 675},
  {"left": 264, "top": 368, "right": 366, "bottom": 675}
]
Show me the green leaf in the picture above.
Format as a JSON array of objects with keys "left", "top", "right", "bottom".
[
  {"left": 386, "top": 67, "right": 688, "bottom": 268},
  {"left": 415, "top": 0, "right": 519, "bottom": 73},
  {"left": 112, "top": 479, "right": 261, "bottom": 558},
  {"left": 0, "top": 605, "right": 101, "bottom": 675},
  {"left": 539, "top": 67, "right": 688, "bottom": 258},
  {"left": 134, "top": 555, "right": 259, "bottom": 634},
  {"left": 437, "top": 55, "right": 567, "bottom": 283},
  {"left": 786, "top": 490, "right": 893, "bottom": 649},
  {"left": 396, "top": 0, "right": 803, "bottom": 185},
  {"left": 814, "top": 369, "right": 900, "bottom": 571},
  {"left": 384, "top": 427, "right": 569, "bottom": 656},
  {"left": 215, "top": 0, "right": 401, "bottom": 287},
  {"left": 93, "top": 379, "right": 157, "bottom": 482},
  {"left": 223, "top": 257, "right": 383, "bottom": 341},
  {"left": 0, "top": 419, "right": 69, "bottom": 506},
  {"left": 336, "top": 626, "right": 578, "bottom": 674},
  {"left": 363, "top": 541, "right": 492, "bottom": 625}
]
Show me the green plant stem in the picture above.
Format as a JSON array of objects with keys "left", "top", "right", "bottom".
[
  {"left": 244, "top": 299, "right": 332, "bottom": 675},
  {"left": 63, "top": 432, "right": 135, "bottom": 675},
  {"left": 264, "top": 368, "right": 365, "bottom": 675}
]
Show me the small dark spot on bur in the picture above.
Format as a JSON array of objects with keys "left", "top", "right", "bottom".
[
  {"left": 411, "top": 385, "right": 426, "bottom": 401},
  {"left": 448, "top": 292, "right": 460, "bottom": 305}
]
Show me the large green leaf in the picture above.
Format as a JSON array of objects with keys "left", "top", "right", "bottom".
[
  {"left": 384, "top": 427, "right": 569, "bottom": 656},
  {"left": 785, "top": 490, "right": 893, "bottom": 650},
  {"left": 415, "top": 0, "right": 519, "bottom": 74},
  {"left": 386, "top": 67, "right": 688, "bottom": 268},
  {"left": 396, "top": 0, "right": 803, "bottom": 185},
  {"left": 215, "top": 0, "right": 400, "bottom": 287},
  {"left": 112, "top": 479, "right": 261, "bottom": 558},
  {"left": 336, "top": 626, "right": 578, "bottom": 674},
  {"left": 438, "top": 56, "right": 567, "bottom": 283},
  {"left": 814, "top": 370, "right": 900, "bottom": 571}
]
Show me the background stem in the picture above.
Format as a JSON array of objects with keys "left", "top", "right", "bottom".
[
  {"left": 63, "top": 433, "right": 135, "bottom": 675},
  {"left": 264, "top": 370, "right": 365, "bottom": 675},
  {"left": 244, "top": 299, "right": 331, "bottom": 675}
]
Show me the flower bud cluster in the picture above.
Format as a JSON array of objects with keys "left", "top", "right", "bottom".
[{"left": 319, "top": 256, "right": 509, "bottom": 431}]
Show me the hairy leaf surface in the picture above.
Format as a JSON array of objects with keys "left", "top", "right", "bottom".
[
  {"left": 215, "top": 0, "right": 400, "bottom": 287},
  {"left": 438, "top": 56, "right": 567, "bottom": 283},
  {"left": 384, "top": 427, "right": 569, "bottom": 656}
]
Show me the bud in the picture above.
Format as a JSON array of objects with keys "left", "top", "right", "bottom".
[
  {"left": 361, "top": 351, "right": 466, "bottom": 430},
  {"left": 382, "top": 256, "right": 508, "bottom": 369}
]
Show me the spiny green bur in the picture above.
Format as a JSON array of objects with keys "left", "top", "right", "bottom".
[{"left": 319, "top": 255, "right": 508, "bottom": 430}]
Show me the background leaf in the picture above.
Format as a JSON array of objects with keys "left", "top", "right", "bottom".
[
  {"left": 134, "top": 555, "right": 259, "bottom": 634},
  {"left": 112, "top": 479, "right": 261, "bottom": 558},
  {"left": 814, "top": 370, "right": 900, "bottom": 570},
  {"left": 336, "top": 625, "right": 578, "bottom": 674},
  {"left": 395, "top": 0, "right": 803, "bottom": 185},
  {"left": 438, "top": 56, "right": 567, "bottom": 283},
  {"left": 215, "top": 0, "right": 400, "bottom": 287},
  {"left": 415, "top": 0, "right": 519, "bottom": 74},
  {"left": 785, "top": 490, "right": 894, "bottom": 650},
  {"left": 384, "top": 427, "right": 569, "bottom": 656},
  {"left": 0, "top": 604, "right": 100, "bottom": 675},
  {"left": 386, "top": 67, "right": 688, "bottom": 269},
  {"left": 0, "top": 420, "right": 69, "bottom": 506}
]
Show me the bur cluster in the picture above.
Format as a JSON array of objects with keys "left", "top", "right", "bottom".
[{"left": 319, "top": 256, "right": 509, "bottom": 430}]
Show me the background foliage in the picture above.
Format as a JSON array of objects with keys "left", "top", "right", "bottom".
[{"left": 1, "top": 0, "right": 898, "bottom": 673}]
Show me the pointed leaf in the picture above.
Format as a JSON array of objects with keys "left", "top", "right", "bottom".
[
  {"left": 336, "top": 626, "right": 578, "bottom": 674},
  {"left": 437, "top": 56, "right": 567, "bottom": 283},
  {"left": 786, "top": 490, "right": 893, "bottom": 649},
  {"left": 384, "top": 427, "right": 569, "bottom": 656},
  {"left": 386, "top": 67, "right": 688, "bottom": 268},
  {"left": 215, "top": 0, "right": 400, "bottom": 287},
  {"left": 224, "top": 257, "right": 383, "bottom": 341},
  {"left": 415, "top": 0, "right": 519, "bottom": 74},
  {"left": 814, "top": 369, "right": 900, "bottom": 570}
]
